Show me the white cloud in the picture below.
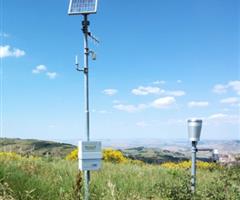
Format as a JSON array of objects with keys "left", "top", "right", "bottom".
[
  {"left": 208, "top": 113, "right": 227, "bottom": 120},
  {"left": 136, "top": 121, "right": 149, "bottom": 127},
  {"left": 102, "top": 89, "right": 118, "bottom": 96},
  {"left": 132, "top": 86, "right": 163, "bottom": 96},
  {"left": 113, "top": 96, "right": 177, "bottom": 112},
  {"left": 213, "top": 84, "right": 228, "bottom": 94},
  {"left": 113, "top": 103, "right": 148, "bottom": 113},
  {"left": 166, "top": 90, "right": 186, "bottom": 97},
  {"left": 32, "top": 65, "right": 58, "bottom": 80},
  {"left": 46, "top": 72, "right": 57, "bottom": 79},
  {"left": 14, "top": 49, "right": 25, "bottom": 57},
  {"left": 207, "top": 113, "right": 240, "bottom": 124},
  {"left": 177, "top": 80, "right": 182, "bottom": 83},
  {"left": 152, "top": 80, "right": 166, "bottom": 85},
  {"left": 228, "top": 81, "right": 240, "bottom": 95},
  {"left": 0, "top": 45, "right": 25, "bottom": 58},
  {"left": 151, "top": 96, "right": 176, "bottom": 109},
  {"left": 188, "top": 101, "right": 209, "bottom": 108},
  {"left": 220, "top": 97, "right": 239, "bottom": 105},
  {"left": 132, "top": 85, "right": 185, "bottom": 97},
  {"left": 32, "top": 65, "right": 47, "bottom": 74},
  {"left": 213, "top": 80, "right": 240, "bottom": 95}
]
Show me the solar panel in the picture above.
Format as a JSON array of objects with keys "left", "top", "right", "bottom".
[{"left": 68, "top": 0, "right": 98, "bottom": 15}]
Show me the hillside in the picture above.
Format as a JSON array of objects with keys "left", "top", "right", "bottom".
[
  {"left": 0, "top": 138, "right": 188, "bottom": 163},
  {"left": 1, "top": 138, "right": 239, "bottom": 164},
  {"left": 123, "top": 147, "right": 188, "bottom": 164},
  {"left": 0, "top": 138, "right": 75, "bottom": 158}
]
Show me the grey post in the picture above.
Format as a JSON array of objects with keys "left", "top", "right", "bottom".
[
  {"left": 191, "top": 141, "right": 197, "bottom": 192},
  {"left": 82, "top": 14, "right": 90, "bottom": 200},
  {"left": 187, "top": 119, "right": 202, "bottom": 193}
]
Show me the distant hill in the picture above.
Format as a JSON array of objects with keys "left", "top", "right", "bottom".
[
  {"left": 0, "top": 138, "right": 76, "bottom": 158},
  {"left": 1, "top": 138, "right": 239, "bottom": 164},
  {"left": 122, "top": 146, "right": 188, "bottom": 164},
  {"left": 100, "top": 139, "right": 240, "bottom": 155}
]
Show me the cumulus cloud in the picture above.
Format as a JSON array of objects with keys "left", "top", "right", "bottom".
[
  {"left": 132, "top": 86, "right": 164, "bottom": 95},
  {"left": 132, "top": 85, "right": 186, "bottom": 97},
  {"left": 0, "top": 45, "right": 25, "bottom": 58},
  {"left": 207, "top": 113, "right": 239, "bottom": 124},
  {"left": 113, "top": 103, "right": 148, "bottom": 113},
  {"left": 32, "top": 65, "right": 47, "bottom": 74},
  {"left": 32, "top": 65, "right": 58, "bottom": 80},
  {"left": 213, "top": 80, "right": 240, "bottom": 95},
  {"left": 46, "top": 72, "right": 57, "bottom": 79},
  {"left": 220, "top": 97, "right": 239, "bottom": 105},
  {"left": 102, "top": 89, "right": 118, "bottom": 96},
  {"left": 151, "top": 96, "right": 176, "bottom": 109},
  {"left": 213, "top": 84, "right": 228, "bottom": 94},
  {"left": 228, "top": 81, "right": 240, "bottom": 95},
  {"left": 208, "top": 113, "right": 227, "bottom": 120},
  {"left": 188, "top": 101, "right": 209, "bottom": 108},
  {"left": 113, "top": 97, "right": 177, "bottom": 113}
]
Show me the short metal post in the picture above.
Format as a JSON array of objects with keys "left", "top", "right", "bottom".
[
  {"left": 191, "top": 141, "right": 197, "bottom": 193},
  {"left": 82, "top": 14, "right": 90, "bottom": 200}
]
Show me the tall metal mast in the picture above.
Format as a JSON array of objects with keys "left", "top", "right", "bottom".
[
  {"left": 82, "top": 14, "right": 90, "bottom": 200},
  {"left": 68, "top": 1, "right": 99, "bottom": 200}
]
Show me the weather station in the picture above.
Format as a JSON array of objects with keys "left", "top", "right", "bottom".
[
  {"left": 68, "top": 1, "right": 101, "bottom": 200},
  {"left": 187, "top": 119, "right": 202, "bottom": 193}
]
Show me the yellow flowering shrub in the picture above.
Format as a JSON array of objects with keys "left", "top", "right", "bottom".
[
  {"left": 66, "top": 148, "right": 129, "bottom": 164},
  {"left": 66, "top": 148, "right": 78, "bottom": 161},
  {"left": 103, "top": 149, "right": 128, "bottom": 163},
  {"left": 0, "top": 152, "right": 22, "bottom": 160},
  {"left": 161, "top": 160, "right": 221, "bottom": 170},
  {"left": 0, "top": 152, "right": 40, "bottom": 162}
]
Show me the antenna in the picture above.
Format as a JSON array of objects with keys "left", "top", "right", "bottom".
[
  {"left": 88, "top": 31, "right": 100, "bottom": 44},
  {"left": 75, "top": 55, "right": 79, "bottom": 70}
]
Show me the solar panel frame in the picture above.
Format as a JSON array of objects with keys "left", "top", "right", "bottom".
[{"left": 68, "top": 0, "right": 98, "bottom": 15}]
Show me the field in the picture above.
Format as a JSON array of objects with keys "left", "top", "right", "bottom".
[{"left": 0, "top": 153, "right": 239, "bottom": 200}]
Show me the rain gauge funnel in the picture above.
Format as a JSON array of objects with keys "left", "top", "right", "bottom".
[{"left": 188, "top": 119, "right": 202, "bottom": 142}]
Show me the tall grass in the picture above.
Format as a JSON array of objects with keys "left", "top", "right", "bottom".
[
  {"left": 0, "top": 156, "right": 239, "bottom": 200},
  {"left": 0, "top": 158, "right": 77, "bottom": 200}
]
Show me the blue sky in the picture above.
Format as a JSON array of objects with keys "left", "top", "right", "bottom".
[{"left": 0, "top": 0, "right": 239, "bottom": 141}]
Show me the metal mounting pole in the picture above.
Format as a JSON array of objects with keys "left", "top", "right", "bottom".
[
  {"left": 191, "top": 141, "right": 197, "bottom": 193},
  {"left": 82, "top": 14, "right": 90, "bottom": 200}
]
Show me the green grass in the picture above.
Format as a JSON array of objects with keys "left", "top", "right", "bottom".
[{"left": 0, "top": 157, "right": 239, "bottom": 200}]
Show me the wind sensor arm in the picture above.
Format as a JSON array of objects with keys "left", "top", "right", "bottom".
[
  {"left": 75, "top": 17, "right": 98, "bottom": 73},
  {"left": 75, "top": 50, "right": 96, "bottom": 73}
]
